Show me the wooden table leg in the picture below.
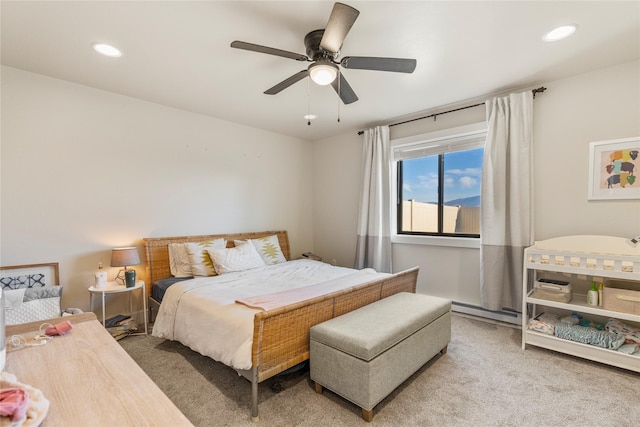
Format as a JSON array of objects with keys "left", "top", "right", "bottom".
[{"left": 362, "top": 408, "right": 373, "bottom": 422}]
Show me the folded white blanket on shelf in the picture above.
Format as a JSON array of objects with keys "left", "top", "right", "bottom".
[
  {"left": 606, "top": 318, "right": 640, "bottom": 344},
  {"left": 527, "top": 312, "right": 559, "bottom": 335}
]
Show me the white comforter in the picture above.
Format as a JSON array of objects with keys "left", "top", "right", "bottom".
[{"left": 152, "top": 259, "right": 389, "bottom": 370}]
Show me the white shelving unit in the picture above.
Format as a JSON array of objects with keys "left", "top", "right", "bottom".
[{"left": 521, "top": 235, "right": 640, "bottom": 372}]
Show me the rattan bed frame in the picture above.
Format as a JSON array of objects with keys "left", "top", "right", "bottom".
[{"left": 143, "top": 230, "right": 419, "bottom": 421}]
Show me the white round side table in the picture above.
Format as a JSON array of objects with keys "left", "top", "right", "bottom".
[{"left": 88, "top": 281, "right": 147, "bottom": 336}]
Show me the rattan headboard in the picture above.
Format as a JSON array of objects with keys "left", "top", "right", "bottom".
[{"left": 142, "top": 230, "right": 290, "bottom": 297}]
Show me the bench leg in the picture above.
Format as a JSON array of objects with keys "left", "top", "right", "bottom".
[
  {"left": 441, "top": 345, "right": 448, "bottom": 355},
  {"left": 362, "top": 408, "right": 374, "bottom": 422},
  {"left": 314, "top": 381, "right": 323, "bottom": 394}
]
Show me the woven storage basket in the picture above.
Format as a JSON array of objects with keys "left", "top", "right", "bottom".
[{"left": 603, "top": 279, "right": 640, "bottom": 315}]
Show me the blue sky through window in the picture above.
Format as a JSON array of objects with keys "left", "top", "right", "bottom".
[{"left": 402, "top": 148, "right": 483, "bottom": 206}]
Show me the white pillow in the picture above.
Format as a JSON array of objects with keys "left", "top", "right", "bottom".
[
  {"left": 4, "top": 287, "right": 62, "bottom": 325},
  {"left": 168, "top": 243, "right": 193, "bottom": 277},
  {"left": 208, "top": 241, "right": 266, "bottom": 274},
  {"left": 185, "top": 239, "right": 227, "bottom": 276},
  {"left": 235, "top": 235, "right": 287, "bottom": 265}
]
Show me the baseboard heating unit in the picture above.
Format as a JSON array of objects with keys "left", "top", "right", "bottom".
[{"left": 451, "top": 301, "right": 521, "bottom": 325}]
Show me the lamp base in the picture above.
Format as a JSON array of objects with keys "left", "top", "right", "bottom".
[{"left": 114, "top": 269, "right": 125, "bottom": 286}]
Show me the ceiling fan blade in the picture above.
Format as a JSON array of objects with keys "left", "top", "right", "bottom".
[
  {"left": 320, "top": 3, "right": 360, "bottom": 53},
  {"left": 231, "top": 41, "right": 309, "bottom": 61},
  {"left": 331, "top": 73, "right": 358, "bottom": 104},
  {"left": 264, "top": 70, "right": 309, "bottom": 95},
  {"left": 341, "top": 56, "right": 417, "bottom": 73}
]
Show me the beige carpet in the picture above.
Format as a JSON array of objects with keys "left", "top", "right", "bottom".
[{"left": 120, "top": 314, "right": 639, "bottom": 426}]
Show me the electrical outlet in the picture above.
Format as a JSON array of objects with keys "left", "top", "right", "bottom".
[{"left": 331, "top": 259, "right": 337, "bottom": 266}]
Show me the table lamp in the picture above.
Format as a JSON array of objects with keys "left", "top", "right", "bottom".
[{"left": 110, "top": 247, "right": 141, "bottom": 287}]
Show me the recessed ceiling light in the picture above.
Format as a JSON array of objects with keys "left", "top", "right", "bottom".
[
  {"left": 92, "top": 42, "right": 122, "bottom": 57},
  {"left": 304, "top": 114, "right": 317, "bottom": 120},
  {"left": 543, "top": 24, "right": 578, "bottom": 42}
]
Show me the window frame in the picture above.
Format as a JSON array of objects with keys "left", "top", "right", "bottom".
[{"left": 391, "top": 122, "right": 487, "bottom": 241}]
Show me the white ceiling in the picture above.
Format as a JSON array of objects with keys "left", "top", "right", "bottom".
[{"left": 2, "top": 1, "right": 639, "bottom": 141}]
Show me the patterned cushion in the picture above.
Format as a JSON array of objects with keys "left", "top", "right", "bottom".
[
  {"left": 235, "top": 235, "right": 287, "bottom": 266},
  {"left": 185, "top": 239, "right": 226, "bottom": 276},
  {"left": 4, "top": 286, "right": 62, "bottom": 325},
  {"left": 207, "top": 241, "right": 266, "bottom": 274},
  {"left": 168, "top": 243, "right": 193, "bottom": 277}
]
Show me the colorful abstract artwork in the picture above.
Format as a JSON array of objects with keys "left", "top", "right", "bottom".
[{"left": 589, "top": 137, "right": 640, "bottom": 200}]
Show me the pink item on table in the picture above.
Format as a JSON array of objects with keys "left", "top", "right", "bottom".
[
  {"left": 45, "top": 320, "right": 73, "bottom": 336},
  {"left": 0, "top": 388, "right": 29, "bottom": 422}
]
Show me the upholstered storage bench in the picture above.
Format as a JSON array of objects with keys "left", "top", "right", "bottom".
[{"left": 310, "top": 292, "right": 451, "bottom": 422}]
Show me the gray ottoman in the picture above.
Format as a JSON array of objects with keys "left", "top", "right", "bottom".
[{"left": 310, "top": 292, "right": 451, "bottom": 422}]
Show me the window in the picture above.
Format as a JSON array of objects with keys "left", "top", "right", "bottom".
[{"left": 393, "top": 123, "right": 486, "bottom": 238}]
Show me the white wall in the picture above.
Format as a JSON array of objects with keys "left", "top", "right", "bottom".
[
  {"left": 311, "top": 131, "right": 362, "bottom": 267},
  {"left": 1, "top": 66, "right": 314, "bottom": 313},
  {"left": 533, "top": 60, "right": 640, "bottom": 239},
  {"left": 313, "top": 60, "right": 640, "bottom": 308},
  {"left": 2, "top": 60, "right": 638, "bottom": 317}
]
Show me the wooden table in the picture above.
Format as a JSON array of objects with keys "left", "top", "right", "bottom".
[{"left": 3, "top": 313, "right": 192, "bottom": 426}]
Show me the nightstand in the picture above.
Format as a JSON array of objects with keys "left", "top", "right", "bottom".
[
  {"left": 88, "top": 281, "right": 147, "bottom": 336},
  {"left": 301, "top": 252, "right": 323, "bottom": 261}
]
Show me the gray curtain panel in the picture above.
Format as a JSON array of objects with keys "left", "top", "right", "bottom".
[
  {"left": 480, "top": 91, "right": 534, "bottom": 312},
  {"left": 354, "top": 125, "right": 392, "bottom": 273}
]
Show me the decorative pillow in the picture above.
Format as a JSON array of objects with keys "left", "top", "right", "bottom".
[
  {"left": 236, "top": 235, "right": 287, "bottom": 265},
  {"left": 207, "top": 241, "right": 266, "bottom": 274},
  {"left": 168, "top": 243, "right": 193, "bottom": 277},
  {"left": 185, "top": 239, "right": 226, "bottom": 276},
  {"left": 4, "top": 286, "right": 63, "bottom": 325}
]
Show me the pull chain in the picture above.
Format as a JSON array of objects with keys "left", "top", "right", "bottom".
[
  {"left": 307, "top": 77, "right": 311, "bottom": 126},
  {"left": 337, "top": 71, "right": 341, "bottom": 123}
]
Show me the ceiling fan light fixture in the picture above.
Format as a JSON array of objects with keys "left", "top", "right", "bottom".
[{"left": 309, "top": 62, "right": 338, "bottom": 85}]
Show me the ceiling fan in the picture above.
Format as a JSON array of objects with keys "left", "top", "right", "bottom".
[{"left": 230, "top": 2, "right": 417, "bottom": 105}]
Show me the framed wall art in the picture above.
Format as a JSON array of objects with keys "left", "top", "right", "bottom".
[
  {"left": 0, "top": 262, "right": 59, "bottom": 290},
  {"left": 588, "top": 137, "right": 640, "bottom": 200}
]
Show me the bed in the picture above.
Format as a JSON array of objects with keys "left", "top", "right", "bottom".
[{"left": 143, "top": 230, "right": 419, "bottom": 421}]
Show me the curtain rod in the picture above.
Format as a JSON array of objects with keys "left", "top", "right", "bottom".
[{"left": 357, "top": 86, "right": 547, "bottom": 135}]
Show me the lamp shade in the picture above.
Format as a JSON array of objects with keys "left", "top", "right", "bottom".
[
  {"left": 308, "top": 61, "right": 338, "bottom": 85},
  {"left": 110, "top": 247, "right": 141, "bottom": 268}
]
